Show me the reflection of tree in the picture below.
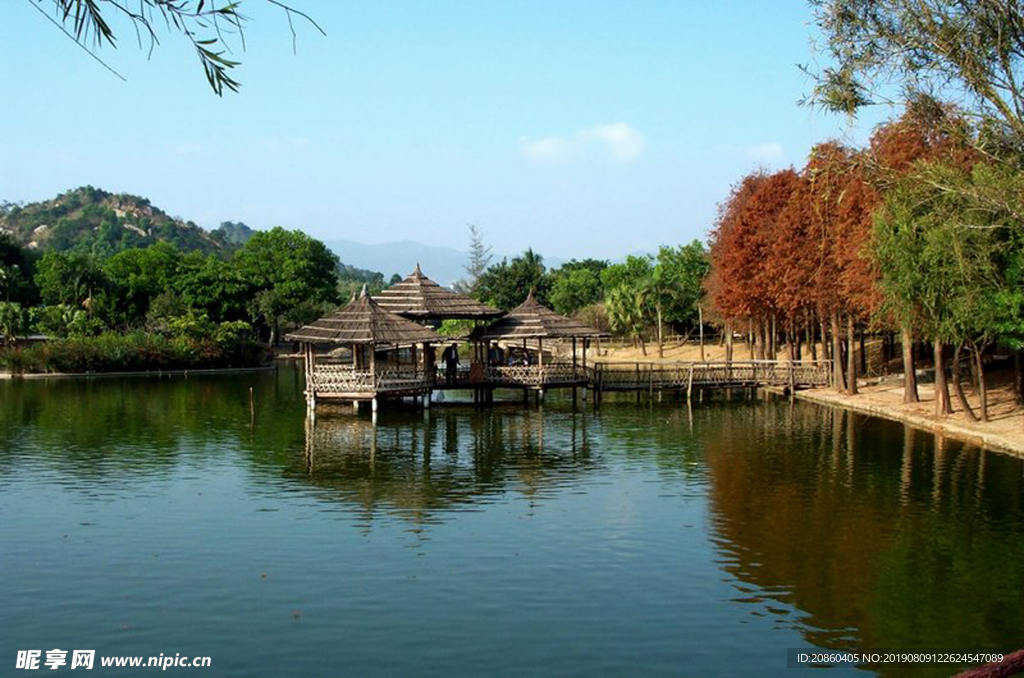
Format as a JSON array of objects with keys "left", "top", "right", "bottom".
[
  {"left": 0, "top": 366, "right": 308, "bottom": 482},
  {"left": 703, "top": 401, "right": 1024, "bottom": 675},
  {"left": 295, "top": 406, "right": 598, "bottom": 526}
]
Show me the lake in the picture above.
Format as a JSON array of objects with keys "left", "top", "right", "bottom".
[{"left": 2, "top": 365, "right": 1023, "bottom": 676}]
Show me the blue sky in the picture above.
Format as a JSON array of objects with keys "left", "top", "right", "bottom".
[{"left": 1, "top": 1, "right": 895, "bottom": 260}]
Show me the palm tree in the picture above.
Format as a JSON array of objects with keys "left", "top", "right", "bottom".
[
  {"left": 637, "top": 266, "right": 686, "bottom": 358},
  {"left": 606, "top": 284, "right": 648, "bottom": 356}
]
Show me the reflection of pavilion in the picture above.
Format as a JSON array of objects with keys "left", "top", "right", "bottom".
[{"left": 297, "top": 407, "right": 595, "bottom": 525}]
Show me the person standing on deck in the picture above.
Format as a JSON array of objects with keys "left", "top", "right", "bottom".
[{"left": 442, "top": 342, "right": 459, "bottom": 385}]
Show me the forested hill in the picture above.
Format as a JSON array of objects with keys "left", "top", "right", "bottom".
[{"left": 0, "top": 186, "right": 255, "bottom": 257}]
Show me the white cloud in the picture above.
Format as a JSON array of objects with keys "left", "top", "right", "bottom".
[
  {"left": 521, "top": 122, "right": 645, "bottom": 163},
  {"left": 522, "top": 135, "right": 580, "bottom": 163},
  {"left": 587, "top": 123, "right": 645, "bottom": 161},
  {"left": 744, "top": 142, "right": 785, "bottom": 164}
]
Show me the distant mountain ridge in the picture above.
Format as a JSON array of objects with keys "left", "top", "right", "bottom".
[
  {"left": 1, "top": 187, "right": 577, "bottom": 286},
  {"left": 325, "top": 238, "right": 567, "bottom": 287},
  {"left": 324, "top": 238, "right": 473, "bottom": 287}
]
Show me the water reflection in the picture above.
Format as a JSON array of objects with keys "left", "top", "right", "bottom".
[
  {"left": 703, "top": 400, "right": 1024, "bottom": 675},
  {"left": 294, "top": 405, "right": 599, "bottom": 525},
  {"left": 3, "top": 369, "right": 1024, "bottom": 677}
]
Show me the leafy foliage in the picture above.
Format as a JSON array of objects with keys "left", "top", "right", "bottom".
[
  {"left": 41, "top": 1, "right": 323, "bottom": 96},
  {"left": 474, "top": 249, "right": 551, "bottom": 310}
]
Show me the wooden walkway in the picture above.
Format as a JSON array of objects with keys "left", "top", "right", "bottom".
[
  {"left": 306, "top": 359, "right": 831, "bottom": 407},
  {"left": 590, "top": 361, "right": 830, "bottom": 394}
]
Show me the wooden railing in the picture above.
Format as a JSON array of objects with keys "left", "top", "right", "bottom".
[
  {"left": 311, "top": 360, "right": 830, "bottom": 395},
  {"left": 486, "top": 363, "right": 584, "bottom": 386},
  {"left": 312, "top": 364, "right": 432, "bottom": 393},
  {"left": 592, "top": 360, "right": 831, "bottom": 391}
]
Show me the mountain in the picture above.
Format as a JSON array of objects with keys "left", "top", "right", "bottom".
[
  {"left": 324, "top": 238, "right": 472, "bottom": 287},
  {"left": 325, "top": 238, "right": 567, "bottom": 287},
  {"left": 0, "top": 186, "right": 253, "bottom": 257}
]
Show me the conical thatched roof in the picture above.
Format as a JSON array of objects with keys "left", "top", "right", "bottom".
[
  {"left": 372, "top": 264, "right": 503, "bottom": 320},
  {"left": 470, "top": 291, "right": 607, "bottom": 341},
  {"left": 286, "top": 286, "right": 445, "bottom": 346}
]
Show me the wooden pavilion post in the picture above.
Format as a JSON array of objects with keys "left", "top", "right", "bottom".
[
  {"left": 582, "top": 337, "right": 589, "bottom": 402},
  {"left": 571, "top": 336, "right": 578, "bottom": 405},
  {"left": 369, "top": 343, "right": 377, "bottom": 412},
  {"left": 538, "top": 337, "right": 545, "bottom": 403}
]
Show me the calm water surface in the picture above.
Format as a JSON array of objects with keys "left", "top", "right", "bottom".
[{"left": 2, "top": 365, "right": 1023, "bottom": 676}]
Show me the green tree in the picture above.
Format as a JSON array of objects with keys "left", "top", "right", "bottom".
[
  {"left": 605, "top": 284, "right": 650, "bottom": 355},
  {"left": 806, "top": 0, "right": 1024, "bottom": 146},
  {"left": 172, "top": 252, "right": 253, "bottom": 324},
  {"left": 474, "top": 248, "right": 551, "bottom": 310},
  {"left": 232, "top": 227, "right": 339, "bottom": 343},
  {"left": 34, "top": 251, "right": 109, "bottom": 316},
  {"left": 0, "top": 302, "right": 27, "bottom": 343},
  {"left": 103, "top": 241, "right": 181, "bottom": 327},
  {"left": 874, "top": 160, "right": 1008, "bottom": 419},
  {"left": 550, "top": 268, "right": 602, "bottom": 316},
  {"left": 0, "top": 234, "right": 38, "bottom": 305},
  {"left": 600, "top": 255, "right": 652, "bottom": 293}
]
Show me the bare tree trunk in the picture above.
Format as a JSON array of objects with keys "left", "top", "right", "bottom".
[
  {"left": 770, "top": 313, "right": 777, "bottom": 359},
  {"left": 901, "top": 324, "right": 919, "bottom": 403},
  {"left": 698, "top": 305, "right": 705, "bottom": 362},
  {"left": 821, "top": 318, "right": 830, "bottom": 362},
  {"left": 725, "top": 321, "right": 733, "bottom": 363},
  {"left": 934, "top": 341, "right": 953, "bottom": 416},
  {"left": 847, "top": 314, "right": 858, "bottom": 395},
  {"left": 748, "top": 320, "right": 755, "bottom": 360},
  {"left": 757, "top": 319, "right": 767, "bottom": 360},
  {"left": 1016, "top": 349, "right": 1024, "bottom": 406},
  {"left": 831, "top": 310, "right": 845, "bottom": 392},
  {"left": 639, "top": 334, "right": 647, "bottom": 357},
  {"left": 656, "top": 306, "right": 664, "bottom": 359},
  {"left": 859, "top": 328, "right": 867, "bottom": 374},
  {"left": 952, "top": 344, "right": 978, "bottom": 421},
  {"left": 807, "top": 309, "right": 816, "bottom": 364},
  {"left": 973, "top": 344, "right": 988, "bottom": 422},
  {"left": 787, "top": 320, "right": 795, "bottom": 362},
  {"left": 794, "top": 320, "right": 802, "bottom": 361}
]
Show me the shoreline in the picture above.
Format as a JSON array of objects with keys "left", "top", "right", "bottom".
[
  {"left": 790, "top": 387, "right": 1024, "bottom": 459},
  {"left": 0, "top": 365, "right": 275, "bottom": 380}
]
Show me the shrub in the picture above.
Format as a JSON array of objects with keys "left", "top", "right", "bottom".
[{"left": 0, "top": 327, "right": 265, "bottom": 374}]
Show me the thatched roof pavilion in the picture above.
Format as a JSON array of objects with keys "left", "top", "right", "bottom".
[
  {"left": 287, "top": 286, "right": 445, "bottom": 407},
  {"left": 468, "top": 292, "right": 608, "bottom": 392},
  {"left": 287, "top": 285, "right": 443, "bottom": 347},
  {"left": 470, "top": 291, "right": 607, "bottom": 342},
  {"left": 372, "top": 264, "right": 503, "bottom": 321}
]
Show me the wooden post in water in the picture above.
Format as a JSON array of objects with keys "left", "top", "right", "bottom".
[{"left": 687, "top": 364, "right": 694, "bottom": 400}]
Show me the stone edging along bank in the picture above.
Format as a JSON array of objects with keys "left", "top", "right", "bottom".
[
  {"left": 787, "top": 387, "right": 1024, "bottom": 459},
  {"left": 0, "top": 365, "right": 275, "bottom": 380}
]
